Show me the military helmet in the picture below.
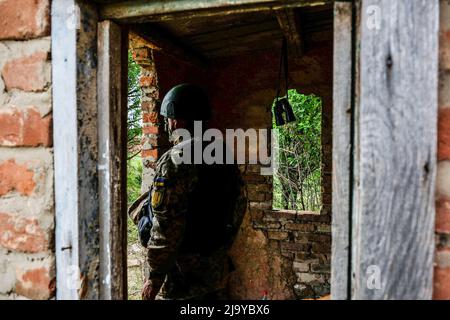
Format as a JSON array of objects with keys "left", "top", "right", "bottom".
[{"left": 160, "top": 83, "right": 211, "bottom": 121}]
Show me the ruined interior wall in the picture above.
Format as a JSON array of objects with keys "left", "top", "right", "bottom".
[
  {"left": 435, "top": 0, "right": 450, "bottom": 300},
  {"left": 0, "top": 0, "right": 54, "bottom": 299},
  {"left": 137, "top": 39, "right": 333, "bottom": 299},
  {"left": 208, "top": 45, "right": 332, "bottom": 299}
]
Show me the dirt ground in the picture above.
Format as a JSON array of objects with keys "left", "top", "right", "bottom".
[{"left": 127, "top": 219, "right": 147, "bottom": 300}]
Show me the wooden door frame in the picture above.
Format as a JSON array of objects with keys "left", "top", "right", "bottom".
[
  {"left": 331, "top": 0, "right": 440, "bottom": 300},
  {"left": 53, "top": 0, "right": 440, "bottom": 300},
  {"left": 53, "top": 0, "right": 332, "bottom": 300},
  {"left": 52, "top": 0, "right": 128, "bottom": 300}
]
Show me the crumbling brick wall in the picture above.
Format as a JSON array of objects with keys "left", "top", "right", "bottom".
[
  {"left": 129, "top": 35, "right": 166, "bottom": 193},
  {"left": 130, "top": 33, "right": 209, "bottom": 192},
  {"left": 132, "top": 37, "right": 333, "bottom": 299},
  {"left": 435, "top": 0, "right": 450, "bottom": 300},
  {"left": 0, "top": 0, "right": 54, "bottom": 299}
]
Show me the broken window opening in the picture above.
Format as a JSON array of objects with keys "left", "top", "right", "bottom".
[{"left": 272, "top": 90, "right": 322, "bottom": 212}]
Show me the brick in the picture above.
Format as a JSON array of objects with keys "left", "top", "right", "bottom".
[
  {"left": 249, "top": 201, "right": 271, "bottom": 211},
  {"left": 15, "top": 266, "right": 55, "bottom": 300},
  {"left": 141, "top": 101, "right": 158, "bottom": 112},
  {"left": 266, "top": 210, "right": 297, "bottom": 221},
  {"left": 132, "top": 47, "right": 152, "bottom": 61},
  {"left": 296, "top": 213, "right": 330, "bottom": 223},
  {"left": 285, "top": 222, "right": 315, "bottom": 232},
  {"left": 296, "top": 272, "right": 323, "bottom": 284},
  {"left": 441, "top": 30, "right": 450, "bottom": 71},
  {"left": 142, "top": 136, "right": 158, "bottom": 148},
  {"left": 247, "top": 184, "right": 271, "bottom": 194},
  {"left": 0, "top": 159, "right": 36, "bottom": 196},
  {"left": 439, "top": 108, "right": 450, "bottom": 161},
  {"left": 140, "top": 75, "right": 157, "bottom": 87},
  {"left": 247, "top": 190, "right": 265, "bottom": 202},
  {"left": 253, "top": 221, "right": 281, "bottom": 230},
  {"left": 0, "top": 107, "right": 52, "bottom": 147},
  {"left": 267, "top": 231, "right": 289, "bottom": 241},
  {"left": 310, "top": 263, "right": 331, "bottom": 274},
  {"left": 433, "top": 267, "right": 450, "bottom": 299},
  {"left": 2, "top": 52, "right": 49, "bottom": 92},
  {"left": 293, "top": 261, "right": 309, "bottom": 272},
  {"left": 142, "top": 111, "right": 159, "bottom": 124},
  {"left": 436, "top": 196, "right": 450, "bottom": 234},
  {"left": 316, "top": 223, "right": 331, "bottom": 233},
  {"left": 141, "top": 148, "right": 158, "bottom": 160},
  {"left": 0, "top": 213, "right": 47, "bottom": 253},
  {"left": 243, "top": 173, "right": 266, "bottom": 184},
  {"left": 295, "top": 252, "right": 313, "bottom": 260},
  {"left": 306, "top": 234, "right": 331, "bottom": 243},
  {"left": 311, "top": 242, "right": 331, "bottom": 254},
  {"left": 437, "top": 161, "right": 450, "bottom": 197},
  {"left": 0, "top": 0, "right": 50, "bottom": 40},
  {"left": 142, "top": 125, "right": 159, "bottom": 135},
  {"left": 440, "top": 72, "right": 450, "bottom": 109},
  {"left": 281, "top": 242, "right": 310, "bottom": 253},
  {"left": 436, "top": 248, "right": 450, "bottom": 268},
  {"left": 296, "top": 233, "right": 331, "bottom": 244}
]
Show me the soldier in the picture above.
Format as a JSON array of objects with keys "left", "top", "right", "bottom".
[{"left": 139, "top": 84, "right": 245, "bottom": 300}]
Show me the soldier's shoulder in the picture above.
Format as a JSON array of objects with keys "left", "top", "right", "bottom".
[{"left": 156, "top": 141, "right": 197, "bottom": 178}]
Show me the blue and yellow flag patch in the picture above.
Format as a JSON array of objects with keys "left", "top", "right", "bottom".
[{"left": 151, "top": 177, "right": 167, "bottom": 209}]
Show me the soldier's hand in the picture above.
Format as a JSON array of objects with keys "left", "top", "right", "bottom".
[{"left": 141, "top": 279, "right": 159, "bottom": 300}]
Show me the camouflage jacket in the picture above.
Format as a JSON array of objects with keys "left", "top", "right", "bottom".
[{"left": 146, "top": 139, "right": 232, "bottom": 300}]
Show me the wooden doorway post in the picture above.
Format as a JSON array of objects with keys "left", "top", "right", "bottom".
[
  {"left": 98, "top": 20, "right": 129, "bottom": 300},
  {"left": 331, "top": 0, "right": 440, "bottom": 300}
]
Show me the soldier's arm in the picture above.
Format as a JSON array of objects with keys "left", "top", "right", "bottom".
[{"left": 146, "top": 162, "right": 197, "bottom": 293}]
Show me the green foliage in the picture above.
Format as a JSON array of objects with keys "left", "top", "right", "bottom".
[
  {"left": 127, "top": 51, "right": 145, "bottom": 300},
  {"left": 127, "top": 156, "right": 142, "bottom": 245},
  {"left": 127, "top": 51, "right": 142, "bottom": 246},
  {"left": 128, "top": 52, "right": 142, "bottom": 159},
  {"left": 127, "top": 156, "right": 143, "bottom": 205},
  {"left": 273, "top": 89, "right": 322, "bottom": 211}
]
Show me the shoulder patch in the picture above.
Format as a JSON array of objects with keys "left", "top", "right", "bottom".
[
  {"left": 151, "top": 177, "right": 167, "bottom": 209},
  {"left": 154, "top": 177, "right": 167, "bottom": 187}
]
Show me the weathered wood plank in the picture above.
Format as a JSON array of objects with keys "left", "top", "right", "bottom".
[
  {"left": 52, "top": 0, "right": 79, "bottom": 300},
  {"left": 186, "top": 19, "right": 278, "bottom": 45},
  {"left": 53, "top": 0, "right": 100, "bottom": 300},
  {"left": 353, "top": 0, "right": 439, "bottom": 299},
  {"left": 98, "top": 20, "right": 128, "bottom": 300},
  {"left": 275, "top": 8, "right": 303, "bottom": 56},
  {"left": 99, "top": 0, "right": 331, "bottom": 22},
  {"left": 331, "top": 0, "right": 353, "bottom": 301}
]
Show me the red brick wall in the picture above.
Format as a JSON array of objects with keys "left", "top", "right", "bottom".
[
  {"left": 434, "top": 0, "right": 450, "bottom": 300},
  {"left": 0, "top": 0, "right": 54, "bottom": 299}
]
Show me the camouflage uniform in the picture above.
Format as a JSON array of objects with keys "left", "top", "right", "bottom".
[{"left": 146, "top": 138, "right": 239, "bottom": 300}]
